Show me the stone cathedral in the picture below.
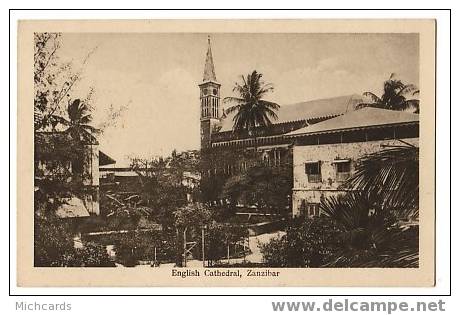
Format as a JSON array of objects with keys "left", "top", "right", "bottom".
[{"left": 199, "top": 36, "right": 365, "bottom": 205}]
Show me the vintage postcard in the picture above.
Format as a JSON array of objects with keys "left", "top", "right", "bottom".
[{"left": 17, "top": 19, "right": 435, "bottom": 286}]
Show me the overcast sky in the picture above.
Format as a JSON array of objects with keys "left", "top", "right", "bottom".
[{"left": 59, "top": 33, "right": 419, "bottom": 166}]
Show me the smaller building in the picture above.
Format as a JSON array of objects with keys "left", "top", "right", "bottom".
[
  {"left": 287, "top": 108, "right": 419, "bottom": 218},
  {"left": 34, "top": 131, "right": 115, "bottom": 217}
]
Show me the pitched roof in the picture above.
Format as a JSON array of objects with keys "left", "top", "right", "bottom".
[
  {"left": 202, "top": 36, "right": 217, "bottom": 83},
  {"left": 219, "top": 94, "right": 363, "bottom": 132},
  {"left": 99, "top": 151, "right": 116, "bottom": 166},
  {"left": 286, "top": 107, "right": 419, "bottom": 136}
]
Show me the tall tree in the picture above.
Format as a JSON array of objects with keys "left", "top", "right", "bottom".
[
  {"left": 224, "top": 70, "right": 280, "bottom": 144},
  {"left": 51, "top": 98, "right": 98, "bottom": 142},
  {"left": 357, "top": 73, "right": 420, "bottom": 113},
  {"left": 34, "top": 33, "right": 95, "bottom": 131}
]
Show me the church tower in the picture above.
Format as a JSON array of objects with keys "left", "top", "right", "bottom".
[{"left": 199, "top": 36, "right": 221, "bottom": 150}]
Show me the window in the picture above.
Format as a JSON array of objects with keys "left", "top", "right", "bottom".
[
  {"left": 334, "top": 159, "right": 351, "bottom": 182},
  {"left": 274, "top": 150, "right": 281, "bottom": 167},
  {"left": 305, "top": 161, "right": 321, "bottom": 183},
  {"left": 307, "top": 203, "right": 320, "bottom": 217},
  {"left": 299, "top": 200, "right": 320, "bottom": 217}
]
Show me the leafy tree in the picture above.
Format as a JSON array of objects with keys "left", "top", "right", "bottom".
[
  {"left": 204, "top": 223, "right": 249, "bottom": 265},
  {"left": 259, "top": 217, "right": 342, "bottom": 267},
  {"left": 224, "top": 70, "right": 280, "bottom": 150},
  {"left": 357, "top": 73, "right": 420, "bottom": 113},
  {"left": 112, "top": 231, "right": 176, "bottom": 267},
  {"left": 34, "top": 33, "right": 96, "bottom": 132},
  {"left": 220, "top": 165, "right": 292, "bottom": 214},
  {"left": 173, "top": 203, "right": 213, "bottom": 266}
]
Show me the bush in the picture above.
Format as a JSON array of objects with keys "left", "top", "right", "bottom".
[
  {"left": 71, "top": 242, "right": 115, "bottom": 267},
  {"left": 113, "top": 231, "right": 177, "bottom": 266},
  {"left": 35, "top": 214, "right": 116, "bottom": 267},
  {"left": 260, "top": 217, "right": 341, "bottom": 267},
  {"left": 34, "top": 214, "right": 76, "bottom": 267},
  {"left": 204, "top": 223, "right": 249, "bottom": 264}
]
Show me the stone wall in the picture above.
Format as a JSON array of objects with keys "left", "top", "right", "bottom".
[{"left": 292, "top": 137, "right": 419, "bottom": 217}]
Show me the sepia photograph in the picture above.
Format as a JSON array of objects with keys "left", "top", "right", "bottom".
[{"left": 17, "top": 19, "right": 436, "bottom": 286}]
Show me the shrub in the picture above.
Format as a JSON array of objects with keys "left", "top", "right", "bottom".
[{"left": 260, "top": 217, "right": 341, "bottom": 267}]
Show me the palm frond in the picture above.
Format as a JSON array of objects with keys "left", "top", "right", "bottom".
[
  {"left": 226, "top": 70, "right": 279, "bottom": 132},
  {"left": 396, "top": 84, "right": 419, "bottom": 97},
  {"left": 79, "top": 114, "right": 92, "bottom": 125},
  {"left": 259, "top": 100, "right": 280, "bottom": 111},
  {"left": 405, "top": 99, "right": 420, "bottom": 113},
  {"left": 362, "top": 92, "right": 383, "bottom": 104},
  {"left": 67, "top": 99, "right": 81, "bottom": 121},
  {"left": 346, "top": 144, "right": 419, "bottom": 215},
  {"left": 49, "top": 114, "right": 70, "bottom": 126},
  {"left": 223, "top": 96, "right": 245, "bottom": 105},
  {"left": 320, "top": 192, "right": 374, "bottom": 231},
  {"left": 257, "top": 83, "right": 274, "bottom": 97}
]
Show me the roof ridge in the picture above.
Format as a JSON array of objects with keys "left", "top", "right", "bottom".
[{"left": 286, "top": 94, "right": 361, "bottom": 107}]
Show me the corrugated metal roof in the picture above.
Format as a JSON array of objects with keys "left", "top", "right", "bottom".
[
  {"left": 220, "top": 94, "right": 363, "bottom": 132},
  {"left": 286, "top": 107, "right": 419, "bottom": 136}
]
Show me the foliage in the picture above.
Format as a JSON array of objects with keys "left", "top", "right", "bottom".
[
  {"left": 33, "top": 33, "right": 116, "bottom": 267},
  {"left": 51, "top": 98, "right": 98, "bottom": 142},
  {"left": 34, "top": 33, "right": 96, "bottom": 132},
  {"left": 320, "top": 143, "right": 421, "bottom": 267},
  {"left": 34, "top": 214, "right": 114, "bottom": 267},
  {"left": 224, "top": 70, "right": 280, "bottom": 132},
  {"left": 259, "top": 217, "right": 342, "bottom": 267},
  {"left": 319, "top": 192, "right": 418, "bottom": 268},
  {"left": 220, "top": 165, "right": 292, "bottom": 213},
  {"left": 258, "top": 234, "right": 287, "bottom": 267},
  {"left": 112, "top": 231, "right": 177, "bottom": 266},
  {"left": 34, "top": 214, "right": 76, "bottom": 267},
  {"left": 126, "top": 152, "right": 202, "bottom": 230},
  {"left": 72, "top": 242, "right": 115, "bottom": 267},
  {"left": 174, "top": 203, "right": 213, "bottom": 228},
  {"left": 345, "top": 143, "right": 419, "bottom": 218},
  {"left": 357, "top": 73, "right": 420, "bottom": 113},
  {"left": 204, "top": 223, "right": 249, "bottom": 265}
]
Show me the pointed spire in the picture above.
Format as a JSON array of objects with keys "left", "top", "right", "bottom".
[{"left": 203, "top": 35, "right": 217, "bottom": 82}]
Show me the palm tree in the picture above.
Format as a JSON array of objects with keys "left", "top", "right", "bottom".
[
  {"left": 223, "top": 71, "right": 280, "bottom": 146},
  {"left": 358, "top": 73, "right": 420, "bottom": 113},
  {"left": 346, "top": 142, "right": 419, "bottom": 219},
  {"left": 52, "top": 98, "right": 98, "bottom": 142},
  {"left": 320, "top": 192, "right": 418, "bottom": 268},
  {"left": 319, "top": 141, "right": 420, "bottom": 267}
]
